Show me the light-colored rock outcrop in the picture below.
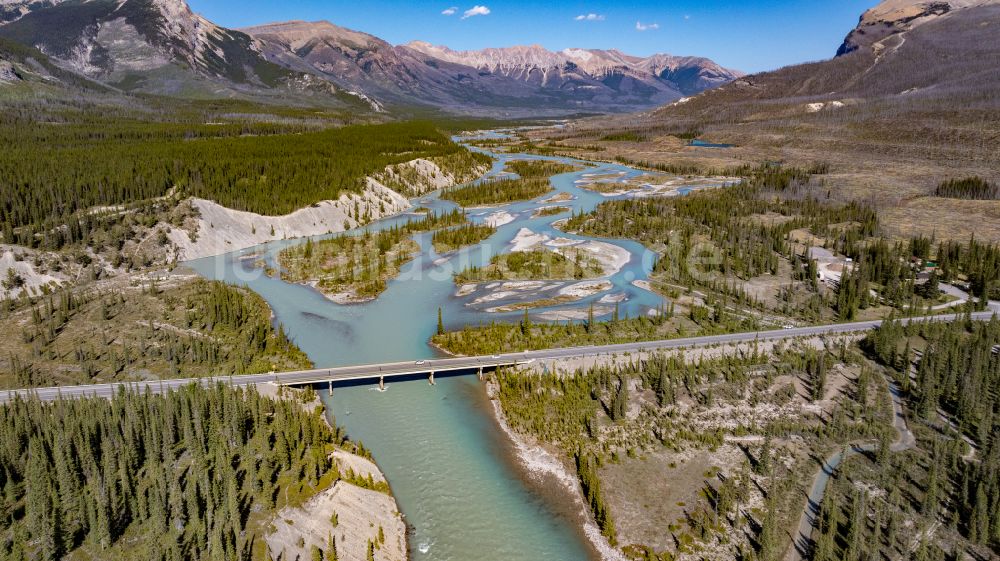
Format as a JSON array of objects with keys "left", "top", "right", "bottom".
[
  {"left": 837, "top": 0, "right": 999, "bottom": 54},
  {"left": 265, "top": 450, "right": 406, "bottom": 561},
  {"left": 168, "top": 180, "right": 409, "bottom": 261},
  {"left": 0, "top": 60, "right": 19, "bottom": 82},
  {"left": 375, "top": 158, "right": 478, "bottom": 196},
  {"left": 0, "top": 246, "right": 67, "bottom": 299}
]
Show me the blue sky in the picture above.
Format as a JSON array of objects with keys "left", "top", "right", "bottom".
[{"left": 188, "top": 0, "right": 877, "bottom": 73}]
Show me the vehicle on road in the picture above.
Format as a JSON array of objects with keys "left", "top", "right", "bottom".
[{"left": 415, "top": 360, "right": 426, "bottom": 365}]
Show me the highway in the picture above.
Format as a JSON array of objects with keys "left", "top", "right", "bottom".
[{"left": 2, "top": 310, "right": 995, "bottom": 403}]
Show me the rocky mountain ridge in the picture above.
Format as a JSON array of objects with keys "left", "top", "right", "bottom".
[
  {"left": 244, "top": 20, "right": 741, "bottom": 113},
  {"left": 0, "top": 0, "right": 318, "bottom": 97},
  {"left": 405, "top": 41, "right": 741, "bottom": 96},
  {"left": 0, "top": 0, "right": 740, "bottom": 114},
  {"left": 837, "top": 0, "right": 1000, "bottom": 54}
]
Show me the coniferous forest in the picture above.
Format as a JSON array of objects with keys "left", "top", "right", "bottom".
[
  {"left": 0, "top": 384, "right": 344, "bottom": 561},
  {"left": 811, "top": 316, "right": 1000, "bottom": 561},
  {"left": 0, "top": 118, "right": 485, "bottom": 241},
  {"left": 441, "top": 177, "right": 552, "bottom": 207},
  {"left": 0, "top": 279, "right": 311, "bottom": 388}
]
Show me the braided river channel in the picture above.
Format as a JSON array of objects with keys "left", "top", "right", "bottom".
[{"left": 186, "top": 132, "right": 730, "bottom": 560}]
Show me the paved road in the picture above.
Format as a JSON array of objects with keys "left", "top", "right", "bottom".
[{"left": 3, "top": 311, "right": 995, "bottom": 404}]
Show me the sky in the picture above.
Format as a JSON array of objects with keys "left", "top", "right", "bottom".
[{"left": 187, "top": 0, "right": 878, "bottom": 73}]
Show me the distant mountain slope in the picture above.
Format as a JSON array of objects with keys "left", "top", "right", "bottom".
[
  {"left": 405, "top": 42, "right": 739, "bottom": 97},
  {"left": 0, "top": 0, "right": 741, "bottom": 114},
  {"left": 0, "top": 34, "right": 110, "bottom": 91},
  {"left": 648, "top": 0, "right": 1000, "bottom": 123},
  {"left": 837, "top": 0, "right": 997, "bottom": 54},
  {"left": 242, "top": 20, "right": 545, "bottom": 112},
  {"left": 0, "top": 0, "right": 359, "bottom": 101},
  {"left": 243, "top": 21, "right": 742, "bottom": 114}
]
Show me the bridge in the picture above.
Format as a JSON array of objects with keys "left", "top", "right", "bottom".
[{"left": 2, "top": 310, "right": 996, "bottom": 403}]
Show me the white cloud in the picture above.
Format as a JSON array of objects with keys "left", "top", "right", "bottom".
[
  {"left": 461, "top": 5, "right": 491, "bottom": 19},
  {"left": 635, "top": 21, "right": 660, "bottom": 31},
  {"left": 442, "top": 6, "right": 458, "bottom": 16},
  {"left": 574, "top": 13, "right": 605, "bottom": 21},
  {"left": 684, "top": 15, "right": 691, "bottom": 20}
]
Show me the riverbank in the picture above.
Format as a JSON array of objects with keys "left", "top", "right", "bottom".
[
  {"left": 510, "top": 227, "right": 631, "bottom": 277},
  {"left": 483, "top": 332, "right": 886, "bottom": 560},
  {"left": 484, "top": 378, "right": 625, "bottom": 561},
  {"left": 457, "top": 279, "right": 613, "bottom": 313},
  {"left": 276, "top": 231, "right": 420, "bottom": 305},
  {"left": 259, "top": 383, "right": 408, "bottom": 561}
]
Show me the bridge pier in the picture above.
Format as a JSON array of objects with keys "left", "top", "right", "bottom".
[
  {"left": 328, "top": 380, "right": 333, "bottom": 396},
  {"left": 429, "top": 371, "right": 436, "bottom": 385},
  {"left": 477, "top": 366, "right": 483, "bottom": 381},
  {"left": 379, "top": 375, "right": 385, "bottom": 391}
]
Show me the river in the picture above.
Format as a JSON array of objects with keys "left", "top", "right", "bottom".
[{"left": 185, "top": 132, "right": 730, "bottom": 560}]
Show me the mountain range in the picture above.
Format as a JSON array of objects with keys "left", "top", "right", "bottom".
[{"left": 0, "top": 0, "right": 741, "bottom": 114}]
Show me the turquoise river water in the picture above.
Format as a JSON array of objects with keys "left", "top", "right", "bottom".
[{"left": 186, "top": 133, "right": 729, "bottom": 560}]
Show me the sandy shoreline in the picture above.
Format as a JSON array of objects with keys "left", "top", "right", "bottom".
[
  {"left": 509, "top": 227, "right": 631, "bottom": 277},
  {"left": 483, "top": 210, "right": 517, "bottom": 227},
  {"left": 485, "top": 380, "right": 627, "bottom": 561}
]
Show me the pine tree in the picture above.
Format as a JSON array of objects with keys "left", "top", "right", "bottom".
[
  {"left": 611, "top": 377, "right": 629, "bottom": 421},
  {"left": 755, "top": 434, "right": 773, "bottom": 475},
  {"left": 326, "top": 533, "right": 338, "bottom": 561}
]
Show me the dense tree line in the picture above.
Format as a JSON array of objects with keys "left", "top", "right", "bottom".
[
  {"left": 0, "top": 384, "right": 344, "bottom": 560},
  {"left": 934, "top": 176, "right": 1000, "bottom": 200},
  {"left": 612, "top": 157, "right": 723, "bottom": 177},
  {"left": 503, "top": 160, "right": 581, "bottom": 179},
  {"left": 835, "top": 236, "right": 1000, "bottom": 320},
  {"left": 441, "top": 177, "right": 552, "bottom": 207},
  {"left": 0, "top": 119, "right": 480, "bottom": 239},
  {"left": 599, "top": 132, "right": 647, "bottom": 142},
  {"left": 576, "top": 452, "right": 617, "bottom": 545},
  {"left": 401, "top": 208, "right": 466, "bottom": 233},
  {"left": 864, "top": 317, "right": 1000, "bottom": 552},
  {"left": 432, "top": 300, "right": 768, "bottom": 356},
  {"left": 1, "top": 280, "right": 310, "bottom": 388},
  {"left": 431, "top": 223, "right": 496, "bottom": 253}
]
